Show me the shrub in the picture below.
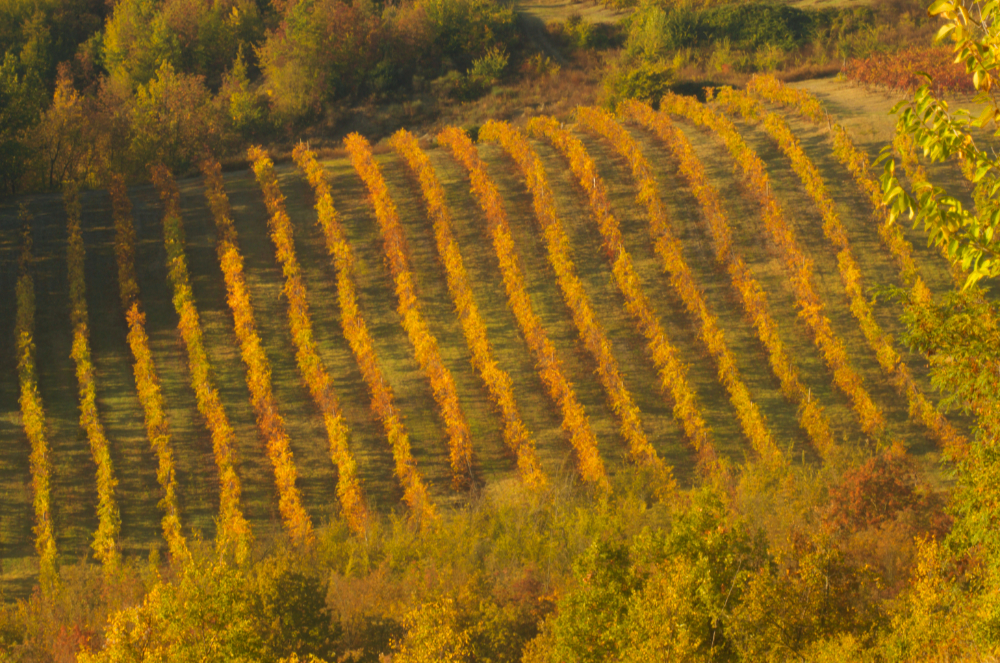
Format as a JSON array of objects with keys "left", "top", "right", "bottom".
[
  {"left": 468, "top": 45, "right": 508, "bottom": 84},
  {"left": 602, "top": 59, "right": 673, "bottom": 107},
  {"left": 699, "top": 2, "right": 812, "bottom": 50},
  {"left": 419, "top": 0, "right": 516, "bottom": 70}
]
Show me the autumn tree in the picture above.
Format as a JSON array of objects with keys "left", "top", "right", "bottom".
[{"left": 880, "top": 0, "right": 1000, "bottom": 647}]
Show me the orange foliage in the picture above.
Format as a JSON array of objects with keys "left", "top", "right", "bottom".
[
  {"left": 619, "top": 100, "right": 839, "bottom": 458},
  {"left": 344, "top": 134, "right": 475, "bottom": 491},
  {"left": 479, "top": 120, "right": 664, "bottom": 482},
  {"left": 563, "top": 109, "right": 791, "bottom": 469},
  {"left": 234, "top": 152, "right": 366, "bottom": 535},
  {"left": 527, "top": 115, "right": 717, "bottom": 485},
  {"left": 438, "top": 126, "right": 609, "bottom": 492},
  {"left": 659, "top": 93, "right": 886, "bottom": 440},
  {"left": 844, "top": 46, "right": 972, "bottom": 95},
  {"left": 150, "top": 164, "right": 251, "bottom": 558},
  {"left": 744, "top": 76, "right": 968, "bottom": 458},
  {"left": 108, "top": 176, "right": 188, "bottom": 562},
  {"left": 293, "top": 144, "right": 435, "bottom": 524},
  {"left": 159, "top": 147, "right": 314, "bottom": 547},
  {"left": 714, "top": 87, "right": 967, "bottom": 459},
  {"left": 389, "top": 130, "right": 546, "bottom": 490},
  {"left": 63, "top": 183, "right": 121, "bottom": 570},
  {"left": 15, "top": 220, "right": 58, "bottom": 588}
]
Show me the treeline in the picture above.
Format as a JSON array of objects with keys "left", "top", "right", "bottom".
[
  {"left": 604, "top": 0, "right": 935, "bottom": 106},
  {"left": 0, "top": 0, "right": 516, "bottom": 193}
]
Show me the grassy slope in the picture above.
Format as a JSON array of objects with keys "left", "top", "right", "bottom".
[{"left": 0, "top": 79, "right": 973, "bottom": 595}]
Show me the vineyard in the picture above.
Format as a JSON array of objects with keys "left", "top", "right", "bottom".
[{"left": 0, "top": 75, "right": 970, "bottom": 594}]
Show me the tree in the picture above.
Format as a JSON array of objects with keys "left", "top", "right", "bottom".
[
  {"left": 880, "top": 0, "right": 1000, "bottom": 648},
  {"left": 0, "top": 51, "right": 42, "bottom": 193},
  {"left": 30, "top": 64, "right": 97, "bottom": 189},
  {"left": 881, "top": 0, "right": 1000, "bottom": 288}
]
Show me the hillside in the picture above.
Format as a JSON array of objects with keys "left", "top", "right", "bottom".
[{"left": 0, "top": 76, "right": 971, "bottom": 601}]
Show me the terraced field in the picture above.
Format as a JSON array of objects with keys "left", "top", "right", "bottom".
[{"left": 0, "top": 76, "right": 970, "bottom": 595}]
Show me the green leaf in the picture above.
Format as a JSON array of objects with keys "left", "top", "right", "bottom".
[{"left": 928, "top": 0, "right": 955, "bottom": 15}]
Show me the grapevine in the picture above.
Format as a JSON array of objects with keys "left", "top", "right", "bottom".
[
  {"left": 151, "top": 164, "right": 251, "bottom": 558},
  {"left": 619, "top": 100, "right": 838, "bottom": 458},
  {"left": 64, "top": 183, "right": 121, "bottom": 569},
  {"left": 480, "top": 121, "right": 660, "bottom": 482},
  {"left": 344, "top": 134, "right": 475, "bottom": 490},
  {"left": 438, "top": 126, "right": 610, "bottom": 491},
  {"left": 15, "top": 217, "right": 58, "bottom": 588},
  {"left": 553, "top": 110, "right": 785, "bottom": 468},
  {"left": 714, "top": 87, "right": 967, "bottom": 458},
  {"left": 293, "top": 144, "right": 435, "bottom": 523},
  {"left": 389, "top": 130, "right": 546, "bottom": 489},
  {"left": 660, "top": 93, "right": 887, "bottom": 439},
  {"left": 108, "top": 175, "right": 188, "bottom": 562},
  {"left": 236, "top": 151, "right": 366, "bottom": 535}
]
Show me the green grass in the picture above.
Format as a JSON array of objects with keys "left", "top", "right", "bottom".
[
  {"left": 0, "top": 81, "right": 973, "bottom": 596},
  {"left": 517, "top": 0, "right": 626, "bottom": 26}
]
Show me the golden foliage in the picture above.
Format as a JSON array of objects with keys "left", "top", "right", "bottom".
[
  {"left": 151, "top": 164, "right": 251, "bottom": 558},
  {"left": 438, "top": 126, "right": 609, "bottom": 492},
  {"left": 658, "top": 93, "right": 886, "bottom": 440},
  {"left": 567, "top": 108, "right": 793, "bottom": 469},
  {"left": 618, "top": 100, "right": 839, "bottom": 459},
  {"left": 344, "top": 134, "right": 475, "bottom": 491},
  {"left": 109, "top": 175, "right": 189, "bottom": 563},
  {"left": 293, "top": 144, "right": 435, "bottom": 524},
  {"left": 234, "top": 151, "right": 366, "bottom": 535},
  {"left": 15, "top": 219, "right": 58, "bottom": 588},
  {"left": 479, "top": 120, "right": 661, "bottom": 484},
  {"left": 63, "top": 183, "right": 121, "bottom": 570},
  {"left": 715, "top": 86, "right": 966, "bottom": 459},
  {"left": 390, "top": 130, "right": 546, "bottom": 490}
]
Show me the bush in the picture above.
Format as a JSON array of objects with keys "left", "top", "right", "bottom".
[
  {"left": 419, "top": 0, "right": 516, "bottom": 70},
  {"left": 468, "top": 45, "right": 508, "bottom": 84},
  {"left": 603, "top": 59, "right": 673, "bottom": 107},
  {"left": 699, "top": 2, "right": 813, "bottom": 50}
]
